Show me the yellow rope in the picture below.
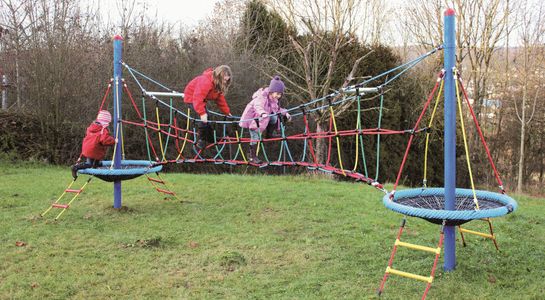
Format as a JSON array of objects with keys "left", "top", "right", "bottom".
[
  {"left": 155, "top": 106, "right": 166, "bottom": 161},
  {"left": 256, "top": 129, "right": 262, "bottom": 155},
  {"left": 454, "top": 69, "right": 480, "bottom": 210},
  {"left": 175, "top": 108, "right": 191, "bottom": 161},
  {"left": 110, "top": 78, "right": 121, "bottom": 168},
  {"left": 40, "top": 180, "right": 76, "bottom": 217},
  {"left": 329, "top": 106, "right": 346, "bottom": 176},
  {"left": 235, "top": 130, "right": 248, "bottom": 162},
  {"left": 120, "top": 119, "right": 125, "bottom": 160},
  {"left": 55, "top": 179, "right": 91, "bottom": 220},
  {"left": 423, "top": 79, "right": 444, "bottom": 186},
  {"left": 110, "top": 120, "right": 122, "bottom": 169}
]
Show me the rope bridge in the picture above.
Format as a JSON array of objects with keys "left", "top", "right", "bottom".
[{"left": 107, "top": 46, "right": 443, "bottom": 193}]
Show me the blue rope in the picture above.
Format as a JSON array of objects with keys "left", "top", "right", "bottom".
[{"left": 383, "top": 188, "right": 518, "bottom": 221}]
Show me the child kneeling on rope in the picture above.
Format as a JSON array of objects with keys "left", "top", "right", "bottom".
[
  {"left": 71, "top": 110, "right": 116, "bottom": 179},
  {"left": 239, "top": 76, "right": 291, "bottom": 163}
]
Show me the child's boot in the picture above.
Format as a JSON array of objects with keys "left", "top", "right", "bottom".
[
  {"left": 195, "top": 126, "right": 207, "bottom": 152},
  {"left": 71, "top": 166, "right": 78, "bottom": 180},
  {"left": 248, "top": 144, "right": 262, "bottom": 164},
  {"left": 71, "top": 164, "right": 80, "bottom": 180},
  {"left": 265, "top": 123, "right": 281, "bottom": 139}
]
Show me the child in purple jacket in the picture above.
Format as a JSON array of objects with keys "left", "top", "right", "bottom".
[{"left": 239, "top": 76, "right": 291, "bottom": 163}]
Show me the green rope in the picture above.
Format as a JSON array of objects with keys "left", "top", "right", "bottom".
[
  {"left": 162, "top": 98, "right": 174, "bottom": 158},
  {"left": 142, "top": 96, "right": 152, "bottom": 162}
]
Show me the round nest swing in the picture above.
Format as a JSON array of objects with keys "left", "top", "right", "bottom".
[
  {"left": 383, "top": 188, "right": 518, "bottom": 226},
  {"left": 77, "top": 160, "right": 162, "bottom": 182}
]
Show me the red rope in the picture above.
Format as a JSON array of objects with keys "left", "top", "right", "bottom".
[
  {"left": 458, "top": 77, "right": 504, "bottom": 191},
  {"left": 173, "top": 116, "right": 181, "bottom": 154},
  {"left": 302, "top": 114, "right": 318, "bottom": 164},
  {"left": 98, "top": 80, "right": 112, "bottom": 111},
  {"left": 121, "top": 119, "right": 193, "bottom": 144},
  {"left": 393, "top": 75, "right": 442, "bottom": 191},
  {"left": 123, "top": 82, "right": 143, "bottom": 119},
  {"left": 378, "top": 219, "right": 406, "bottom": 294}
]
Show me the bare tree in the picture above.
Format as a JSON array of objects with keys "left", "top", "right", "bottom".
[
  {"left": 403, "top": 0, "right": 513, "bottom": 119},
  {"left": 263, "top": 0, "right": 374, "bottom": 163},
  {"left": 361, "top": 0, "right": 393, "bottom": 46},
  {"left": 0, "top": 0, "right": 35, "bottom": 109},
  {"left": 511, "top": 0, "right": 545, "bottom": 192}
]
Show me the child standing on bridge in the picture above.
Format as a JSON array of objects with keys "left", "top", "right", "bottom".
[
  {"left": 239, "top": 76, "right": 291, "bottom": 163},
  {"left": 71, "top": 110, "right": 116, "bottom": 179},
  {"left": 183, "top": 65, "right": 233, "bottom": 150}
]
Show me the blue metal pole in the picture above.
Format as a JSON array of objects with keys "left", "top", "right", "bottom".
[
  {"left": 443, "top": 8, "right": 456, "bottom": 271},
  {"left": 113, "top": 35, "right": 123, "bottom": 209}
]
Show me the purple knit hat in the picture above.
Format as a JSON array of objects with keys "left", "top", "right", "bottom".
[{"left": 268, "top": 76, "right": 285, "bottom": 94}]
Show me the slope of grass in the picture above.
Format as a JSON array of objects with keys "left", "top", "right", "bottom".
[{"left": 1, "top": 162, "right": 544, "bottom": 299}]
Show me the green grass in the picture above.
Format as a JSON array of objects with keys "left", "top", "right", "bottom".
[{"left": 1, "top": 162, "right": 544, "bottom": 299}]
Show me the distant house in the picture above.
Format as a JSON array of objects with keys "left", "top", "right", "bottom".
[
  {"left": 482, "top": 99, "right": 502, "bottom": 108},
  {"left": 465, "top": 98, "right": 502, "bottom": 119}
]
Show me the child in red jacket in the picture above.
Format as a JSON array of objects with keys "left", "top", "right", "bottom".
[
  {"left": 183, "top": 65, "right": 233, "bottom": 150},
  {"left": 71, "top": 110, "right": 116, "bottom": 179}
]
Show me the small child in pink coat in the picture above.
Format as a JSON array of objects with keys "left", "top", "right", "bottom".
[{"left": 239, "top": 76, "right": 291, "bottom": 163}]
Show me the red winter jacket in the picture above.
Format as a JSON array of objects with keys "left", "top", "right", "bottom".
[
  {"left": 183, "top": 68, "right": 231, "bottom": 116},
  {"left": 81, "top": 122, "right": 116, "bottom": 160}
]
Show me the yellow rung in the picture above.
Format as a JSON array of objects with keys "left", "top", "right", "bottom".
[
  {"left": 395, "top": 239, "right": 441, "bottom": 254},
  {"left": 459, "top": 228, "right": 494, "bottom": 239},
  {"left": 386, "top": 266, "right": 433, "bottom": 283}
]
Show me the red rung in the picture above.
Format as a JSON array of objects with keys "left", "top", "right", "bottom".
[
  {"left": 65, "top": 189, "right": 82, "bottom": 193},
  {"left": 147, "top": 177, "right": 165, "bottom": 184},
  {"left": 156, "top": 188, "right": 175, "bottom": 195},
  {"left": 52, "top": 204, "right": 69, "bottom": 209}
]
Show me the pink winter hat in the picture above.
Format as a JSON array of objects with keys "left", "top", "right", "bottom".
[{"left": 96, "top": 110, "right": 112, "bottom": 125}]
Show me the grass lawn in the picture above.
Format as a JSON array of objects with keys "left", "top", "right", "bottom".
[{"left": 1, "top": 162, "right": 544, "bottom": 299}]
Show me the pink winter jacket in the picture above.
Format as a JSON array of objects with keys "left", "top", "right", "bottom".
[{"left": 239, "top": 88, "right": 288, "bottom": 132}]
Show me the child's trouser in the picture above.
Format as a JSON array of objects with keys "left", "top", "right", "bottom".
[{"left": 249, "top": 115, "right": 279, "bottom": 145}]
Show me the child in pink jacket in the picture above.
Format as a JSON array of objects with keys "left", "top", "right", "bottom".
[{"left": 239, "top": 76, "right": 291, "bottom": 163}]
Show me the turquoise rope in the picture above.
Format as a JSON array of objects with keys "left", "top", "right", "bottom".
[
  {"left": 162, "top": 98, "right": 174, "bottom": 157},
  {"left": 142, "top": 96, "right": 152, "bottom": 162},
  {"left": 212, "top": 127, "right": 229, "bottom": 161},
  {"left": 232, "top": 128, "right": 244, "bottom": 161},
  {"left": 300, "top": 117, "right": 308, "bottom": 162},
  {"left": 279, "top": 122, "right": 294, "bottom": 162},
  {"left": 258, "top": 130, "right": 270, "bottom": 164}
]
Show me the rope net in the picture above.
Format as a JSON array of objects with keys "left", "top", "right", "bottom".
[
  {"left": 114, "top": 48, "right": 443, "bottom": 192},
  {"left": 89, "top": 46, "right": 511, "bottom": 208}
]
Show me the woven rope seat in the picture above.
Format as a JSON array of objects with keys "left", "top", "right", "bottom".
[
  {"left": 78, "top": 160, "right": 162, "bottom": 182},
  {"left": 383, "top": 188, "right": 517, "bottom": 226}
]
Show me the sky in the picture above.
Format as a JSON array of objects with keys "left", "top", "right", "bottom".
[
  {"left": 144, "top": 0, "right": 220, "bottom": 26},
  {"left": 99, "top": 0, "right": 222, "bottom": 27}
]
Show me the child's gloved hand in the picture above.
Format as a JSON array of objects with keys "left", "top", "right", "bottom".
[
  {"left": 283, "top": 113, "right": 292, "bottom": 123},
  {"left": 200, "top": 113, "right": 208, "bottom": 124}
]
